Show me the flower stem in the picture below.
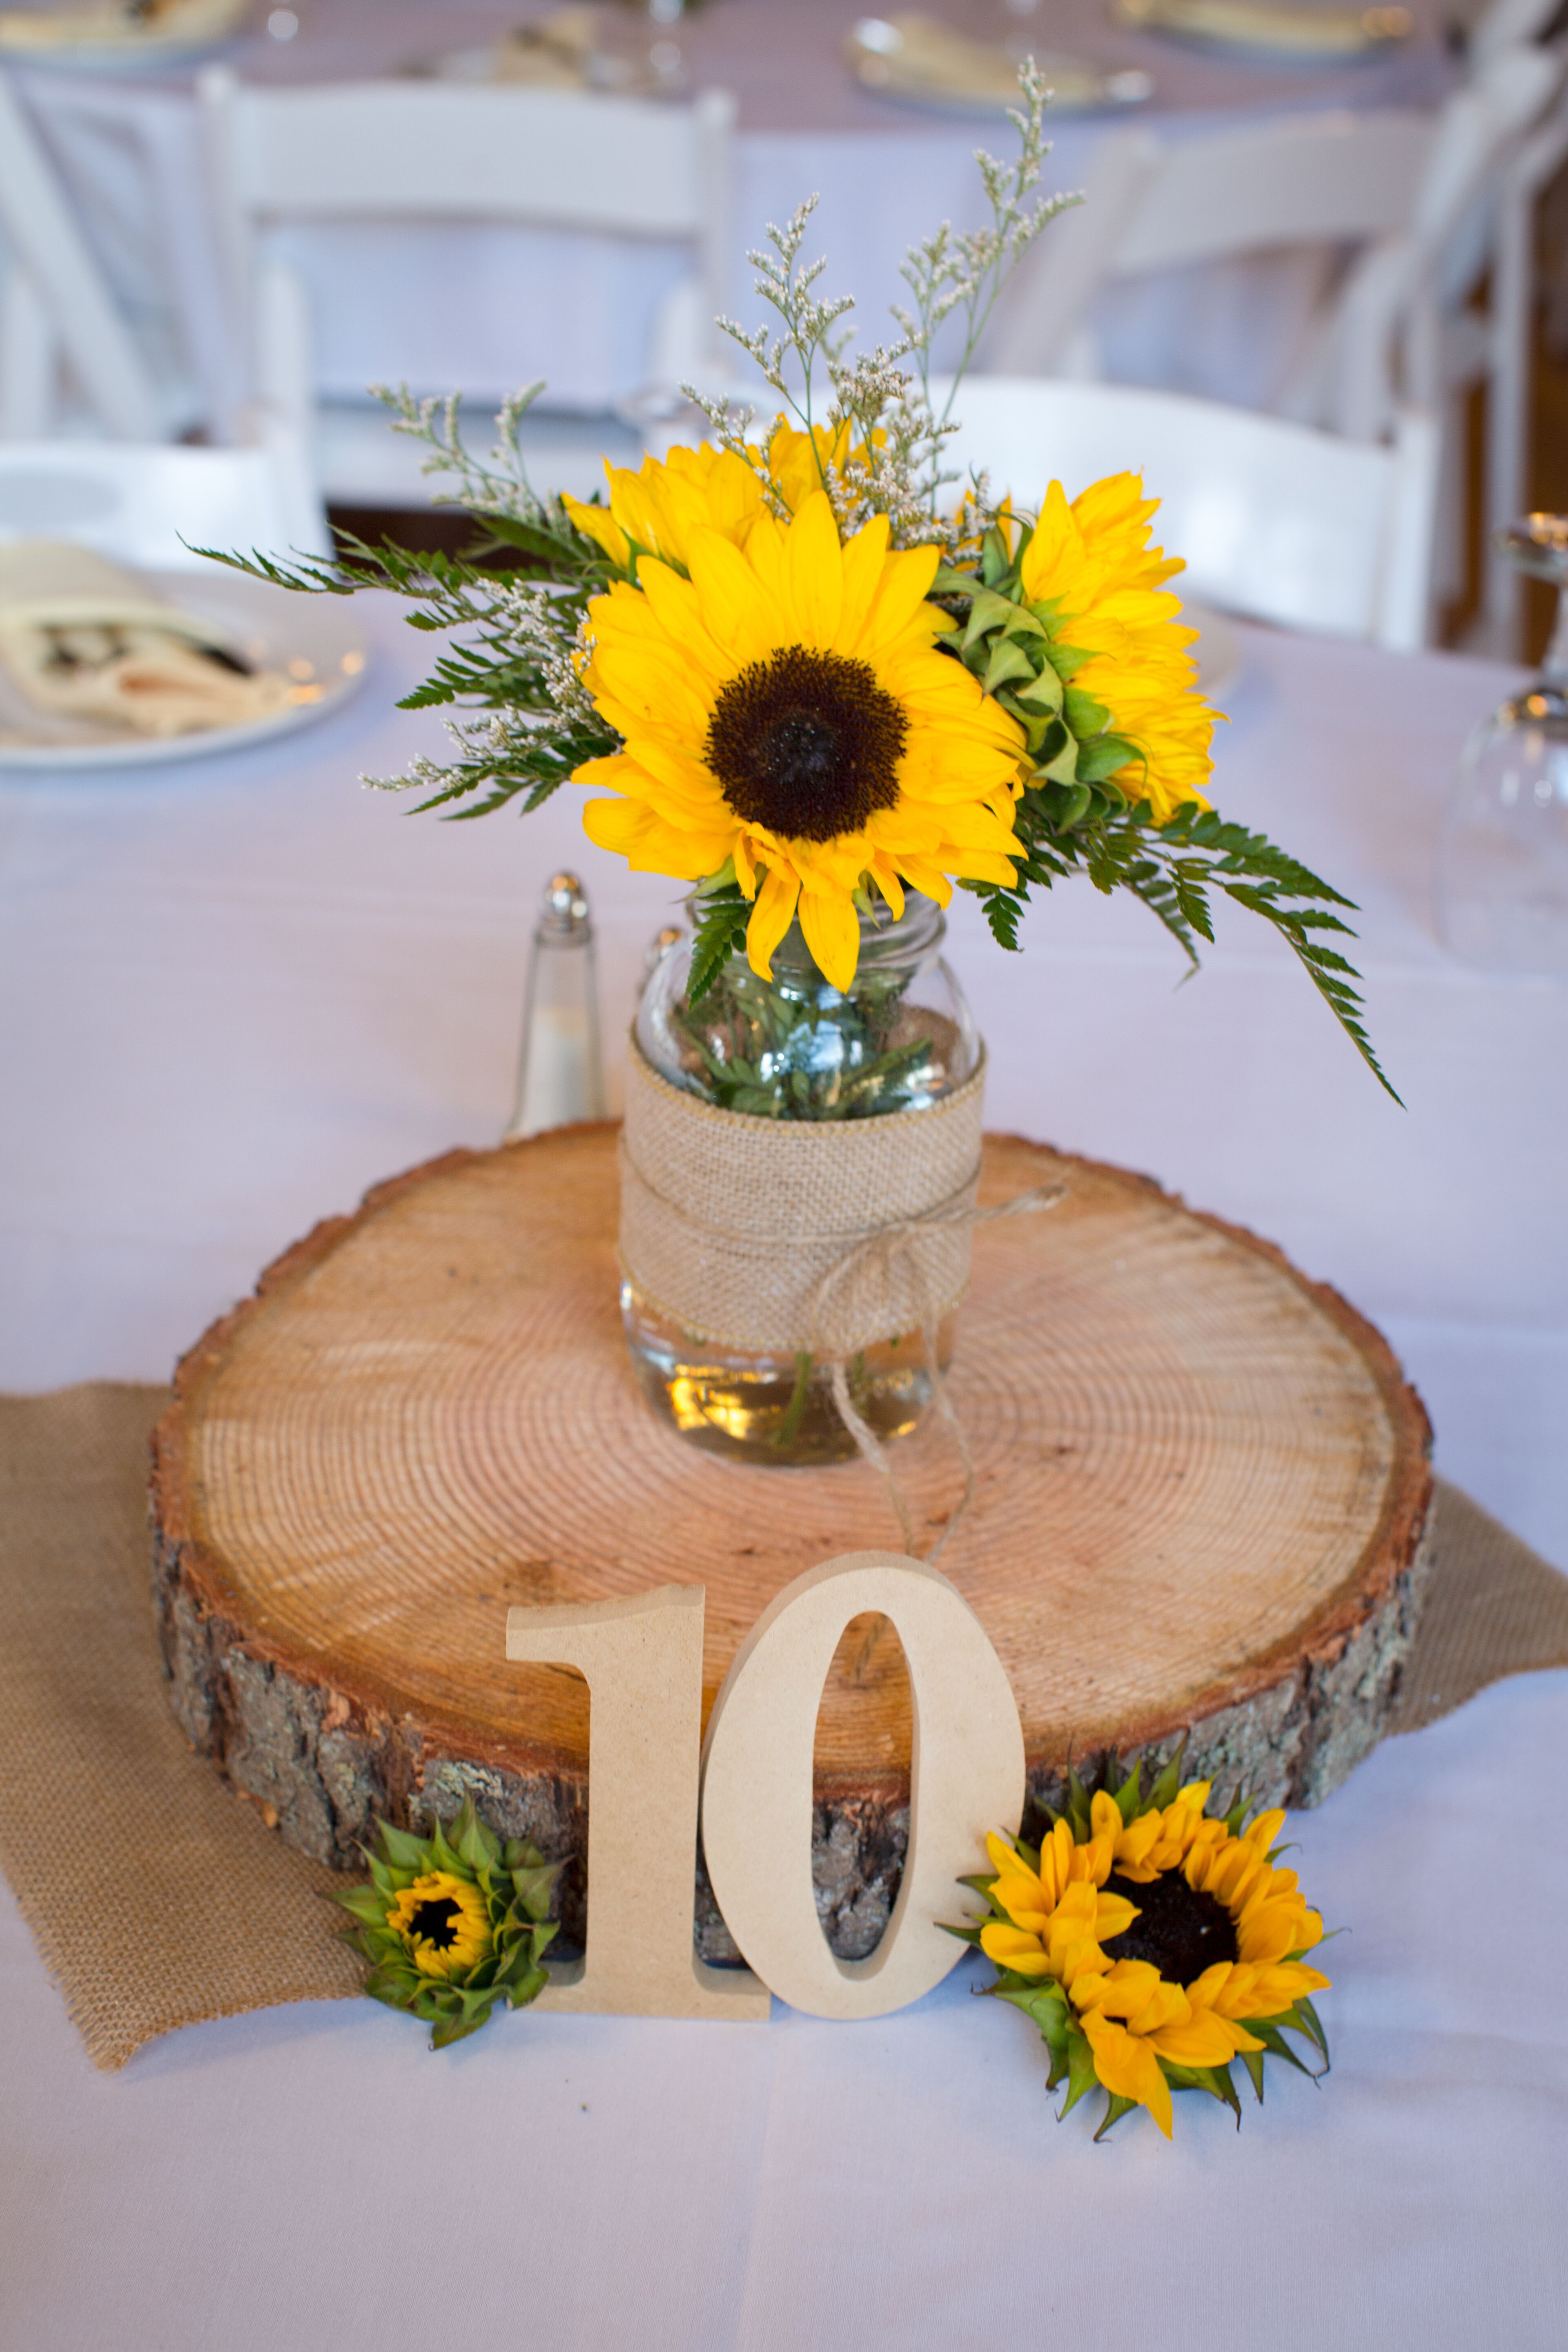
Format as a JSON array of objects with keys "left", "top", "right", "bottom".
[{"left": 772, "top": 1350, "right": 814, "bottom": 1450}]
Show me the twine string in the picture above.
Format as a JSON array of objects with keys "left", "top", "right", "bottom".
[{"left": 808, "top": 1181, "right": 1066, "bottom": 1565}]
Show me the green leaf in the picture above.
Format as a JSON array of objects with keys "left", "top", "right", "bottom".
[
  {"left": 332, "top": 1885, "right": 391, "bottom": 1928},
  {"left": 980, "top": 637, "right": 1039, "bottom": 695},
  {"left": 1093, "top": 2092, "right": 1139, "bottom": 2142},
  {"left": 961, "top": 586, "right": 1023, "bottom": 650},
  {"left": 1062, "top": 685, "right": 1111, "bottom": 737},
  {"left": 1074, "top": 733, "right": 1138, "bottom": 785},
  {"left": 430, "top": 2002, "right": 497, "bottom": 2048},
  {"left": 510, "top": 1860, "right": 560, "bottom": 1922},
  {"left": 1113, "top": 1762, "right": 1144, "bottom": 1825},
  {"left": 1033, "top": 730, "right": 1080, "bottom": 785},
  {"left": 686, "top": 886, "right": 751, "bottom": 1007},
  {"left": 1147, "top": 1741, "right": 1187, "bottom": 1813},
  {"left": 507, "top": 1963, "right": 550, "bottom": 2009},
  {"left": 1163, "top": 2061, "right": 1242, "bottom": 2124},
  {"left": 1295, "top": 1995, "right": 1330, "bottom": 2055},
  {"left": 1244, "top": 2021, "right": 1316, "bottom": 2078},
  {"left": 1058, "top": 2027, "right": 1101, "bottom": 2119},
  {"left": 374, "top": 1820, "right": 428, "bottom": 1870},
  {"left": 1240, "top": 2047, "right": 1267, "bottom": 2104},
  {"left": 997, "top": 1984, "right": 1069, "bottom": 2048},
  {"left": 1011, "top": 662, "right": 1062, "bottom": 715},
  {"left": 454, "top": 1799, "right": 498, "bottom": 1873}
]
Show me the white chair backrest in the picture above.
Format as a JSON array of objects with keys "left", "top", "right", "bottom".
[
  {"left": 1118, "top": 110, "right": 1435, "bottom": 275},
  {"left": 198, "top": 70, "right": 736, "bottom": 419},
  {"left": 933, "top": 376, "right": 1440, "bottom": 651},
  {"left": 1466, "top": 0, "right": 1561, "bottom": 68},
  {"left": 0, "top": 74, "right": 163, "bottom": 442},
  {"left": 1323, "top": 42, "right": 1564, "bottom": 435},
  {"left": 985, "top": 109, "right": 1434, "bottom": 376},
  {"left": 0, "top": 430, "right": 329, "bottom": 568}
]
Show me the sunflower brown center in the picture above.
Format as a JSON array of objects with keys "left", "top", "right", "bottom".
[
  {"left": 407, "top": 1895, "right": 464, "bottom": 1949},
  {"left": 705, "top": 645, "right": 906, "bottom": 842},
  {"left": 1101, "top": 1868, "right": 1238, "bottom": 1986}
]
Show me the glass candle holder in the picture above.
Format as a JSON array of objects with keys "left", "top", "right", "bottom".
[{"left": 1437, "top": 516, "right": 1568, "bottom": 975}]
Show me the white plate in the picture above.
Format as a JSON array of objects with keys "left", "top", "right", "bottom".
[
  {"left": 1187, "top": 600, "right": 1244, "bottom": 700},
  {"left": 1113, "top": 0, "right": 1412, "bottom": 60},
  {"left": 0, "top": 567, "right": 369, "bottom": 770},
  {"left": 848, "top": 15, "right": 1153, "bottom": 114},
  {"left": 0, "top": 0, "right": 246, "bottom": 70}
]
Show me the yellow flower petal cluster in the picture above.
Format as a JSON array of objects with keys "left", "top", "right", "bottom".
[
  {"left": 385, "top": 1870, "right": 494, "bottom": 1981},
  {"left": 564, "top": 441, "right": 765, "bottom": 575},
  {"left": 1019, "top": 474, "right": 1217, "bottom": 824},
  {"left": 561, "top": 422, "right": 880, "bottom": 579},
  {"left": 981, "top": 1785, "right": 1329, "bottom": 2138},
  {"left": 572, "top": 483, "right": 1025, "bottom": 990},
  {"left": 766, "top": 419, "right": 884, "bottom": 516}
]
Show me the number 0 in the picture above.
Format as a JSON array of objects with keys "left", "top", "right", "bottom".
[{"left": 699, "top": 1552, "right": 1026, "bottom": 2020}]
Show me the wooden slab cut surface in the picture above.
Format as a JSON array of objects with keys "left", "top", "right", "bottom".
[{"left": 151, "top": 1127, "right": 1431, "bottom": 1949}]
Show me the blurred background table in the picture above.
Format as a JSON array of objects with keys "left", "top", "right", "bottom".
[
  {"left": 0, "top": 595, "right": 1566, "bottom": 2349},
  {"left": 9, "top": 0, "right": 1460, "bottom": 439}
]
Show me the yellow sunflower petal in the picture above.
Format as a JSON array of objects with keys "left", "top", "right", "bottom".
[
  {"left": 745, "top": 864, "right": 800, "bottom": 981},
  {"left": 1079, "top": 2012, "right": 1174, "bottom": 2138},
  {"left": 980, "top": 1922, "right": 1052, "bottom": 1973}
]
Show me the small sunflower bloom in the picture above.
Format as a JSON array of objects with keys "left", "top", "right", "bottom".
[
  {"left": 951, "top": 1758, "right": 1332, "bottom": 2140},
  {"left": 334, "top": 1797, "right": 561, "bottom": 2049},
  {"left": 385, "top": 1871, "right": 492, "bottom": 1980}
]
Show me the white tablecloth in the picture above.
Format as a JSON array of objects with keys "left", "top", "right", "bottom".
[
  {"left": 1, "top": 600, "right": 1565, "bottom": 2348},
  {"left": 11, "top": 0, "right": 1459, "bottom": 435}
]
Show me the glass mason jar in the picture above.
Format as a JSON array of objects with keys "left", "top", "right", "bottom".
[{"left": 624, "top": 892, "right": 980, "bottom": 1464}]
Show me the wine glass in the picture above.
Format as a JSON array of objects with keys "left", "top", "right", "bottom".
[{"left": 1436, "top": 515, "right": 1568, "bottom": 974}]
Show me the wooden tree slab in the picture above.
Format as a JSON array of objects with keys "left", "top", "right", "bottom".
[{"left": 151, "top": 1127, "right": 1432, "bottom": 1962}]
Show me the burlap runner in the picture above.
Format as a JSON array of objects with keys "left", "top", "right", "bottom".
[
  {"left": 2, "top": 1382, "right": 1565, "bottom": 2068},
  {"left": 0, "top": 1385, "right": 358, "bottom": 2070},
  {"left": 620, "top": 1044, "right": 989, "bottom": 1354}
]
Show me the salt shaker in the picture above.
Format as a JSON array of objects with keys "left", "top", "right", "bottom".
[{"left": 504, "top": 872, "right": 607, "bottom": 1140}]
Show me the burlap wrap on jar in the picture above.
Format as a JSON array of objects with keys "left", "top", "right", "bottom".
[{"left": 619, "top": 1041, "right": 987, "bottom": 1359}]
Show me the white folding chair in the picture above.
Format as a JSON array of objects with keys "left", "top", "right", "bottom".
[
  {"left": 934, "top": 376, "right": 1441, "bottom": 652},
  {"left": 1323, "top": 44, "right": 1565, "bottom": 647},
  {"left": 0, "top": 70, "right": 164, "bottom": 443},
  {"left": 196, "top": 70, "right": 736, "bottom": 510}
]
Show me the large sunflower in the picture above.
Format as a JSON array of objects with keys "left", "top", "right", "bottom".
[
  {"left": 572, "top": 487, "right": 1025, "bottom": 989},
  {"left": 1018, "top": 473, "right": 1216, "bottom": 823},
  {"left": 961, "top": 1771, "right": 1330, "bottom": 2139}
]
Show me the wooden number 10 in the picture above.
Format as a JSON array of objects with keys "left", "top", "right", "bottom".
[{"left": 504, "top": 1550, "right": 1025, "bottom": 2022}]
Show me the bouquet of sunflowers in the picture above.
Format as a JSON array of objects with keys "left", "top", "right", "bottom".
[{"left": 219, "top": 65, "right": 1390, "bottom": 1095}]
